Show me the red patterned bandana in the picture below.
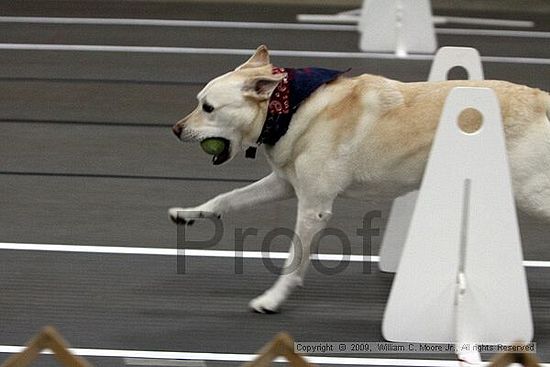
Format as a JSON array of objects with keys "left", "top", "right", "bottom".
[
  {"left": 245, "top": 66, "right": 347, "bottom": 159},
  {"left": 268, "top": 67, "right": 290, "bottom": 115}
]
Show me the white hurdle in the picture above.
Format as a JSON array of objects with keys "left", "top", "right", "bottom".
[
  {"left": 358, "top": 0, "right": 436, "bottom": 55},
  {"left": 379, "top": 46, "right": 484, "bottom": 273},
  {"left": 297, "top": 9, "right": 533, "bottom": 29},
  {"left": 382, "top": 86, "right": 533, "bottom": 347},
  {"left": 297, "top": 1, "right": 534, "bottom": 56}
]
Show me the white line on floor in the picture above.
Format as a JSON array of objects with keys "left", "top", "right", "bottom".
[
  {"left": 432, "top": 16, "right": 534, "bottom": 28},
  {"left": 437, "top": 28, "right": 550, "bottom": 39},
  {"left": 124, "top": 358, "right": 207, "bottom": 367},
  {"left": 1, "top": 242, "right": 550, "bottom": 268},
  {"left": 3, "top": 345, "right": 543, "bottom": 367},
  {"left": 0, "top": 242, "right": 377, "bottom": 262},
  {"left": 1, "top": 16, "right": 547, "bottom": 39},
  {"left": 0, "top": 44, "right": 549, "bottom": 65},
  {"left": 0, "top": 16, "right": 356, "bottom": 31}
]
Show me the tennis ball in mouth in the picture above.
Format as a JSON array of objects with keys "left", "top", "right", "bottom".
[{"left": 200, "top": 138, "right": 227, "bottom": 155}]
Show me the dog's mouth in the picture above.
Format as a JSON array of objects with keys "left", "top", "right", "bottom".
[
  {"left": 213, "top": 139, "right": 231, "bottom": 165},
  {"left": 200, "top": 137, "right": 231, "bottom": 165}
]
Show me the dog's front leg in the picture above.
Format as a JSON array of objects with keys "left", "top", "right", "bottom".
[
  {"left": 249, "top": 196, "right": 334, "bottom": 313},
  {"left": 169, "top": 172, "right": 294, "bottom": 224}
]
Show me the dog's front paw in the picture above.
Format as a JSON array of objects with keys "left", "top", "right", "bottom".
[
  {"left": 168, "top": 207, "right": 222, "bottom": 225},
  {"left": 249, "top": 290, "right": 283, "bottom": 314},
  {"left": 169, "top": 207, "right": 193, "bottom": 225}
]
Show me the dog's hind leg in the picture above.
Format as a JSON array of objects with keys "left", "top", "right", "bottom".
[
  {"left": 509, "top": 117, "right": 550, "bottom": 222},
  {"left": 515, "top": 172, "right": 550, "bottom": 222},
  {"left": 168, "top": 172, "right": 295, "bottom": 224},
  {"left": 249, "top": 194, "right": 335, "bottom": 313}
]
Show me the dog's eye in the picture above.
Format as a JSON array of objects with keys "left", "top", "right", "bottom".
[{"left": 202, "top": 103, "right": 214, "bottom": 113}]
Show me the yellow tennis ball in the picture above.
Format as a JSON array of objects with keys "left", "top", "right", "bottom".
[{"left": 200, "top": 138, "right": 227, "bottom": 155}]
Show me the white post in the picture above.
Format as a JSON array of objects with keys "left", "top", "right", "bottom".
[
  {"left": 382, "top": 87, "right": 533, "bottom": 345},
  {"left": 379, "top": 47, "right": 484, "bottom": 273},
  {"left": 359, "top": 0, "right": 437, "bottom": 55},
  {"left": 378, "top": 191, "right": 418, "bottom": 272}
]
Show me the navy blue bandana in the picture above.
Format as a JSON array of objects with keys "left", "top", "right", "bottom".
[{"left": 245, "top": 66, "right": 348, "bottom": 159}]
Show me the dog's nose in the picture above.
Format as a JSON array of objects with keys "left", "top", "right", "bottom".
[{"left": 172, "top": 124, "right": 182, "bottom": 138}]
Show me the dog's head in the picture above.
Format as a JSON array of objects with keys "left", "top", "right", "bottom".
[{"left": 172, "top": 45, "right": 286, "bottom": 165}]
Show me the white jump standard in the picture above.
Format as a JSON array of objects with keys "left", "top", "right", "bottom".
[{"left": 383, "top": 87, "right": 533, "bottom": 347}]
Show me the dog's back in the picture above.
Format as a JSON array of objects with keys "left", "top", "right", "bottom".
[
  {"left": 351, "top": 76, "right": 550, "bottom": 217},
  {"left": 282, "top": 74, "right": 550, "bottom": 216}
]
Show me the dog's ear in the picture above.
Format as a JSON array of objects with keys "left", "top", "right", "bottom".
[
  {"left": 236, "top": 45, "right": 270, "bottom": 70},
  {"left": 242, "top": 73, "right": 286, "bottom": 100}
]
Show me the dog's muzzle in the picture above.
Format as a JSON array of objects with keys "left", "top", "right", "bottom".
[{"left": 172, "top": 125, "right": 201, "bottom": 143}]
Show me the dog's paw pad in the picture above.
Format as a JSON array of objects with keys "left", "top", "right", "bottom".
[
  {"left": 250, "top": 304, "right": 278, "bottom": 314},
  {"left": 168, "top": 207, "right": 201, "bottom": 225},
  {"left": 255, "top": 307, "right": 278, "bottom": 314},
  {"left": 169, "top": 207, "right": 222, "bottom": 225},
  {"left": 249, "top": 293, "right": 281, "bottom": 314}
]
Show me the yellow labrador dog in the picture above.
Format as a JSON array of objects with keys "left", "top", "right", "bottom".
[{"left": 170, "top": 45, "right": 550, "bottom": 313}]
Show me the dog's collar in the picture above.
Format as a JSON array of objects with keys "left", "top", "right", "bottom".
[{"left": 245, "top": 66, "right": 348, "bottom": 159}]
